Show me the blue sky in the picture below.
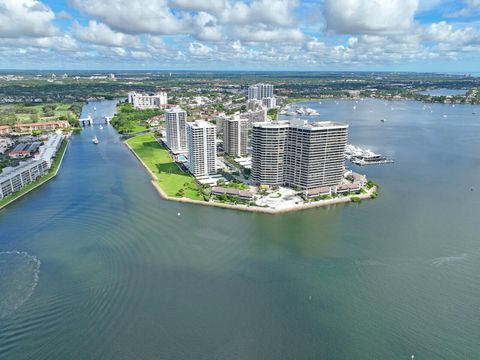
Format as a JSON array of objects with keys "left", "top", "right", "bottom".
[{"left": 1, "top": 0, "right": 480, "bottom": 71}]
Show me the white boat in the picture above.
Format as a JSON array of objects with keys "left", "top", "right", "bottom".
[
  {"left": 305, "top": 107, "right": 319, "bottom": 116},
  {"left": 353, "top": 106, "right": 357, "bottom": 110},
  {"left": 94, "top": 106, "right": 97, "bottom": 112},
  {"left": 296, "top": 107, "right": 306, "bottom": 115},
  {"left": 92, "top": 136, "right": 99, "bottom": 144},
  {"left": 99, "top": 125, "right": 104, "bottom": 130},
  {"left": 345, "top": 144, "right": 393, "bottom": 165}
]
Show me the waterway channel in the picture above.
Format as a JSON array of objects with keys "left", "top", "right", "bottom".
[{"left": 1, "top": 99, "right": 480, "bottom": 359}]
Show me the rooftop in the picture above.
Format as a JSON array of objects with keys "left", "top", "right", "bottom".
[
  {"left": 252, "top": 119, "right": 348, "bottom": 130},
  {"left": 289, "top": 119, "right": 348, "bottom": 130},
  {"left": 188, "top": 120, "right": 215, "bottom": 129}
]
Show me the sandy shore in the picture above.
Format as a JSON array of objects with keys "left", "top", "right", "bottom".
[{"left": 126, "top": 142, "right": 376, "bottom": 215}]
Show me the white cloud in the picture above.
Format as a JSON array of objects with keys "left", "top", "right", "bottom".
[
  {"left": 0, "top": 35, "right": 78, "bottom": 52},
  {"left": 232, "top": 26, "right": 306, "bottom": 42},
  {"left": 0, "top": 0, "right": 57, "bottom": 38},
  {"left": 324, "top": 0, "right": 419, "bottom": 35},
  {"left": 219, "top": 0, "right": 299, "bottom": 27},
  {"left": 424, "top": 21, "right": 479, "bottom": 44},
  {"left": 70, "top": 0, "right": 183, "bottom": 35},
  {"left": 188, "top": 41, "right": 214, "bottom": 56},
  {"left": 169, "top": 0, "right": 228, "bottom": 13},
  {"left": 170, "top": 0, "right": 299, "bottom": 27},
  {"left": 56, "top": 10, "right": 73, "bottom": 20},
  {"left": 1, "top": 0, "right": 479, "bottom": 70},
  {"left": 73, "top": 20, "right": 141, "bottom": 48},
  {"left": 185, "top": 12, "right": 223, "bottom": 42},
  {"left": 446, "top": 0, "right": 480, "bottom": 17},
  {"left": 70, "top": 0, "right": 303, "bottom": 43}
]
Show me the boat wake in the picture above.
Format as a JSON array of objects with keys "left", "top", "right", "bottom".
[
  {"left": 0, "top": 251, "right": 41, "bottom": 319},
  {"left": 431, "top": 253, "right": 468, "bottom": 267}
]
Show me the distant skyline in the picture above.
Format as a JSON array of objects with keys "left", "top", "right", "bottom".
[{"left": 1, "top": 0, "right": 480, "bottom": 72}]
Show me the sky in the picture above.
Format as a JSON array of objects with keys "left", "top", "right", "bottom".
[{"left": 0, "top": 0, "right": 480, "bottom": 72}]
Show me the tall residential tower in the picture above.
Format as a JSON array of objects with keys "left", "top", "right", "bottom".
[
  {"left": 186, "top": 120, "right": 217, "bottom": 177},
  {"left": 251, "top": 121, "right": 289, "bottom": 187},
  {"left": 251, "top": 120, "right": 348, "bottom": 189},
  {"left": 247, "top": 83, "right": 276, "bottom": 109},
  {"left": 165, "top": 107, "right": 187, "bottom": 153},
  {"left": 223, "top": 115, "right": 249, "bottom": 157}
]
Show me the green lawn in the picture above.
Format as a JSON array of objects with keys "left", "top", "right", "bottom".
[
  {"left": 111, "top": 103, "right": 161, "bottom": 134},
  {"left": 125, "top": 133, "right": 202, "bottom": 200},
  {"left": 0, "top": 103, "right": 81, "bottom": 125},
  {"left": 0, "top": 138, "right": 68, "bottom": 209},
  {"left": 130, "top": 124, "right": 148, "bottom": 133}
]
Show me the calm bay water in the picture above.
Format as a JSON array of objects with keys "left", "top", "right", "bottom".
[
  {"left": 1, "top": 99, "right": 480, "bottom": 359},
  {"left": 418, "top": 88, "right": 467, "bottom": 96}
]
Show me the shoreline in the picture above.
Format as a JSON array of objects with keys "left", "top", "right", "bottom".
[
  {"left": 287, "top": 94, "right": 480, "bottom": 106},
  {"left": 125, "top": 140, "right": 376, "bottom": 215},
  {"left": 0, "top": 138, "right": 70, "bottom": 211}
]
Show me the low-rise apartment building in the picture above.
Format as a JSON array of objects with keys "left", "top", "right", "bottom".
[
  {"left": 0, "top": 134, "right": 64, "bottom": 200},
  {"left": 128, "top": 91, "right": 168, "bottom": 109}
]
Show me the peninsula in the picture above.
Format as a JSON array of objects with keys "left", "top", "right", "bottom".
[{"left": 123, "top": 84, "right": 378, "bottom": 214}]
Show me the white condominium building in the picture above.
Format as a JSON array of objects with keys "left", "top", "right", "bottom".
[
  {"left": 262, "top": 97, "right": 276, "bottom": 109},
  {"left": 240, "top": 108, "right": 267, "bottom": 127},
  {"left": 248, "top": 83, "right": 274, "bottom": 100},
  {"left": 186, "top": 120, "right": 217, "bottom": 177},
  {"left": 0, "top": 159, "right": 49, "bottom": 199},
  {"left": 165, "top": 107, "right": 187, "bottom": 153},
  {"left": 251, "top": 121, "right": 289, "bottom": 187},
  {"left": 128, "top": 91, "right": 168, "bottom": 109},
  {"left": 284, "top": 120, "right": 348, "bottom": 189},
  {"left": 0, "top": 134, "right": 64, "bottom": 200},
  {"left": 246, "top": 99, "right": 264, "bottom": 111},
  {"left": 251, "top": 120, "right": 348, "bottom": 189},
  {"left": 223, "top": 115, "right": 248, "bottom": 157}
]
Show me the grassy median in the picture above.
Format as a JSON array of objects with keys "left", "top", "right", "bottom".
[{"left": 125, "top": 133, "right": 202, "bottom": 200}]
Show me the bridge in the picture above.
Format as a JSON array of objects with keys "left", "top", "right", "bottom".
[
  {"left": 79, "top": 115, "right": 93, "bottom": 126},
  {"left": 79, "top": 115, "right": 113, "bottom": 126}
]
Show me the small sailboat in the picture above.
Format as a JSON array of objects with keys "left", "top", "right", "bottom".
[
  {"left": 92, "top": 136, "right": 99, "bottom": 144},
  {"left": 99, "top": 125, "right": 104, "bottom": 130}
]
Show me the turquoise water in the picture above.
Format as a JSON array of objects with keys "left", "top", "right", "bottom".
[{"left": 1, "top": 99, "right": 480, "bottom": 359}]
